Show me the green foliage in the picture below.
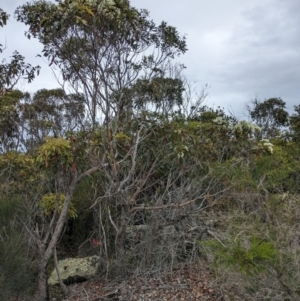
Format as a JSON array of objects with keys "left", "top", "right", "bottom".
[
  {"left": 209, "top": 158, "right": 257, "bottom": 192},
  {"left": 36, "top": 136, "right": 73, "bottom": 169},
  {"left": 289, "top": 104, "right": 300, "bottom": 142},
  {"left": 0, "top": 8, "right": 39, "bottom": 150},
  {"left": 252, "top": 143, "right": 300, "bottom": 192},
  {"left": 15, "top": 0, "right": 187, "bottom": 67},
  {"left": 0, "top": 52, "right": 40, "bottom": 92},
  {"left": 0, "top": 90, "right": 23, "bottom": 152},
  {"left": 15, "top": 0, "right": 187, "bottom": 125},
  {"left": 0, "top": 14, "right": 40, "bottom": 92},
  {"left": 0, "top": 195, "right": 36, "bottom": 300},
  {"left": 38, "top": 193, "right": 77, "bottom": 218},
  {"left": 0, "top": 151, "right": 38, "bottom": 193},
  {"left": 190, "top": 105, "right": 232, "bottom": 123},
  {"left": 19, "top": 89, "right": 86, "bottom": 151},
  {"left": 133, "top": 77, "right": 185, "bottom": 110},
  {"left": 248, "top": 97, "right": 289, "bottom": 139},
  {"left": 0, "top": 231, "right": 37, "bottom": 300},
  {"left": 202, "top": 236, "right": 277, "bottom": 276},
  {"left": 0, "top": 88, "right": 86, "bottom": 152},
  {"left": 0, "top": 8, "right": 9, "bottom": 28}
]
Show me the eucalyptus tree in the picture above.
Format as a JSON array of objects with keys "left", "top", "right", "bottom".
[
  {"left": 13, "top": 1, "right": 188, "bottom": 300},
  {"left": 0, "top": 88, "right": 85, "bottom": 153},
  {"left": 15, "top": 0, "right": 187, "bottom": 126},
  {"left": 0, "top": 7, "right": 40, "bottom": 152},
  {"left": 247, "top": 97, "right": 289, "bottom": 139},
  {"left": 20, "top": 88, "right": 86, "bottom": 150},
  {"left": 0, "top": 8, "right": 40, "bottom": 94},
  {"left": 0, "top": 7, "right": 35, "bottom": 152},
  {"left": 0, "top": 90, "right": 25, "bottom": 152},
  {"left": 289, "top": 105, "right": 300, "bottom": 143}
]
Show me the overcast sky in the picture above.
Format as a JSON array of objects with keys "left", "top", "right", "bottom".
[{"left": 1, "top": 0, "right": 300, "bottom": 117}]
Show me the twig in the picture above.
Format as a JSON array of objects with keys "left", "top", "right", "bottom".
[
  {"left": 54, "top": 246, "right": 69, "bottom": 296},
  {"left": 129, "top": 198, "right": 200, "bottom": 214},
  {"left": 108, "top": 207, "right": 119, "bottom": 232},
  {"left": 207, "top": 230, "right": 227, "bottom": 248}
]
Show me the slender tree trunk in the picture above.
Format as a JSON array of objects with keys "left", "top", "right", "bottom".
[
  {"left": 115, "top": 207, "right": 129, "bottom": 276},
  {"left": 54, "top": 246, "right": 69, "bottom": 296},
  {"left": 35, "top": 259, "right": 49, "bottom": 301},
  {"left": 33, "top": 179, "right": 78, "bottom": 300}
]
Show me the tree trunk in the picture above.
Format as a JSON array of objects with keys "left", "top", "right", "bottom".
[
  {"left": 54, "top": 246, "right": 69, "bottom": 296},
  {"left": 35, "top": 260, "right": 49, "bottom": 301},
  {"left": 115, "top": 207, "right": 128, "bottom": 276},
  {"left": 33, "top": 180, "right": 78, "bottom": 300}
]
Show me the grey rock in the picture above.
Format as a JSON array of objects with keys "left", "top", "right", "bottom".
[{"left": 48, "top": 255, "right": 100, "bottom": 286}]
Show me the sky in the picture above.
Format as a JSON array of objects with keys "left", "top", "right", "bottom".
[{"left": 1, "top": 0, "right": 300, "bottom": 118}]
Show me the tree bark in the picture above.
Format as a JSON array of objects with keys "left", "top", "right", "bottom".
[
  {"left": 33, "top": 177, "right": 78, "bottom": 300},
  {"left": 35, "top": 260, "right": 49, "bottom": 301},
  {"left": 54, "top": 246, "right": 69, "bottom": 297}
]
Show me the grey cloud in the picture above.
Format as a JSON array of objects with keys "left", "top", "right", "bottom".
[
  {"left": 205, "top": 0, "right": 300, "bottom": 114},
  {"left": 1, "top": 0, "right": 299, "bottom": 116}
]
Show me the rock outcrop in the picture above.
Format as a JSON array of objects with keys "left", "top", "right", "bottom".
[{"left": 48, "top": 255, "right": 100, "bottom": 285}]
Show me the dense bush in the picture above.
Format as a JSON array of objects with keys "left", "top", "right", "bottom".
[{"left": 0, "top": 196, "right": 37, "bottom": 300}]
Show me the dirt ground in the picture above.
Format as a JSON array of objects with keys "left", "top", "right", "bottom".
[{"left": 49, "top": 260, "right": 234, "bottom": 301}]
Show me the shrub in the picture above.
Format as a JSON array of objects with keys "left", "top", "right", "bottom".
[{"left": 0, "top": 195, "right": 37, "bottom": 300}]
